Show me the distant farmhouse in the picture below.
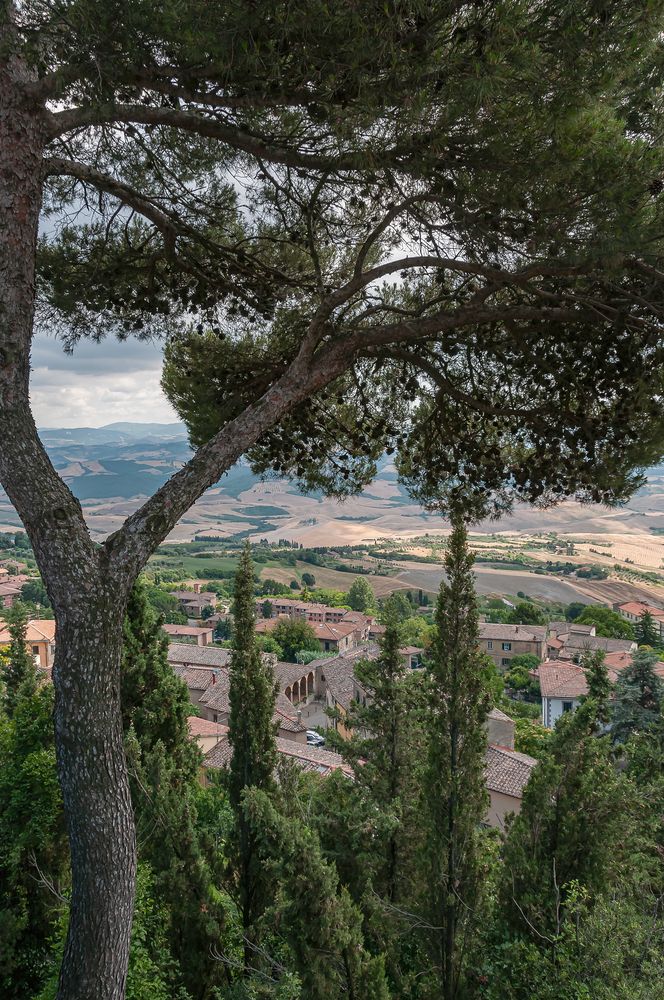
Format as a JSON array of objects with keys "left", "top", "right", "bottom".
[{"left": 614, "top": 600, "right": 664, "bottom": 642}]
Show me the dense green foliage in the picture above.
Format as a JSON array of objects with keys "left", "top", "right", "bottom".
[
  {"left": 507, "top": 602, "right": 545, "bottom": 626},
  {"left": 226, "top": 544, "right": 278, "bottom": 970},
  {"left": 636, "top": 609, "right": 660, "bottom": 646},
  {"left": 348, "top": 578, "right": 376, "bottom": 613},
  {"left": 575, "top": 605, "right": 635, "bottom": 639},
  {"left": 422, "top": 519, "right": 492, "bottom": 998},
  {"left": 1, "top": 604, "right": 39, "bottom": 717},
  {"left": 272, "top": 618, "right": 320, "bottom": 662},
  {"left": 612, "top": 648, "right": 664, "bottom": 744}
]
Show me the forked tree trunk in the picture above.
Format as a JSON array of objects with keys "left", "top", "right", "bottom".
[{"left": 0, "top": 23, "right": 138, "bottom": 998}]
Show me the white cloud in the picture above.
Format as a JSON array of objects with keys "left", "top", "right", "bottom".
[{"left": 30, "top": 335, "right": 179, "bottom": 427}]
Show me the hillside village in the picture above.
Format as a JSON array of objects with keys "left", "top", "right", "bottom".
[{"left": 3, "top": 526, "right": 663, "bottom": 836}]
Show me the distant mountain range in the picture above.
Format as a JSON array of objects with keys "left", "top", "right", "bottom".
[
  {"left": 39, "top": 421, "right": 189, "bottom": 447},
  {"left": 30, "top": 422, "right": 414, "bottom": 506},
  {"left": 36, "top": 422, "right": 194, "bottom": 501},
  {"left": 0, "top": 422, "right": 661, "bottom": 547}
]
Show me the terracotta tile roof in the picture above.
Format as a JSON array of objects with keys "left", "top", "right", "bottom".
[
  {"left": 166, "top": 643, "right": 231, "bottom": 668},
  {"left": 536, "top": 658, "right": 662, "bottom": 700},
  {"left": 399, "top": 645, "right": 424, "bottom": 655},
  {"left": 172, "top": 664, "right": 218, "bottom": 691},
  {"left": 172, "top": 663, "right": 220, "bottom": 691},
  {"left": 306, "top": 643, "right": 380, "bottom": 672},
  {"left": 325, "top": 660, "right": 358, "bottom": 713},
  {"left": 538, "top": 662, "right": 589, "bottom": 699},
  {"left": 603, "top": 650, "right": 633, "bottom": 670},
  {"left": 0, "top": 582, "right": 22, "bottom": 596},
  {"left": 617, "top": 601, "right": 664, "bottom": 620},
  {"left": 255, "top": 616, "right": 287, "bottom": 632},
  {"left": 274, "top": 661, "right": 314, "bottom": 686},
  {"left": 603, "top": 651, "right": 664, "bottom": 679},
  {"left": 198, "top": 672, "right": 231, "bottom": 711},
  {"left": 488, "top": 707, "right": 513, "bottom": 724},
  {"left": 0, "top": 618, "right": 56, "bottom": 644},
  {"left": 203, "top": 734, "right": 353, "bottom": 777},
  {"left": 255, "top": 618, "right": 362, "bottom": 642},
  {"left": 187, "top": 716, "right": 228, "bottom": 738},
  {"left": 309, "top": 620, "right": 361, "bottom": 641},
  {"left": 171, "top": 590, "right": 217, "bottom": 602},
  {"left": 548, "top": 621, "right": 596, "bottom": 637},
  {"left": 202, "top": 737, "right": 234, "bottom": 769},
  {"left": 560, "top": 635, "right": 635, "bottom": 653},
  {"left": 274, "top": 736, "right": 353, "bottom": 776},
  {"left": 162, "top": 624, "right": 214, "bottom": 637},
  {"left": 339, "top": 611, "right": 370, "bottom": 625},
  {"left": 274, "top": 701, "right": 306, "bottom": 733},
  {"left": 485, "top": 745, "right": 537, "bottom": 798},
  {"left": 478, "top": 623, "right": 546, "bottom": 642}
]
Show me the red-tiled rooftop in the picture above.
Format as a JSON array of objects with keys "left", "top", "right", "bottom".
[
  {"left": 203, "top": 734, "right": 353, "bottom": 777},
  {"left": 538, "top": 662, "right": 589, "bottom": 699},
  {"left": 485, "top": 745, "right": 537, "bottom": 799},
  {"left": 479, "top": 623, "right": 547, "bottom": 642},
  {"left": 616, "top": 601, "right": 664, "bottom": 620},
  {"left": 0, "top": 618, "right": 56, "bottom": 643},
  {"left": 187, "top": 716, "right": 229, "bottom": 738},
  {"left": 162, "top": 624, "right": 214, "bottom": 637}
]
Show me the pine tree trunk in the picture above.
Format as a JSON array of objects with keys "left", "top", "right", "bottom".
[
  {"left": 0, "top": 24, "right": 137, "bottom": 997},
  {"left": 54, "top": 598, "right": 137, "bottom": 999}
]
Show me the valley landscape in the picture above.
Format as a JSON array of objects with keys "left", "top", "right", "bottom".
[{"left": 5, "top": 421, "right": 664, "bottom": 608}]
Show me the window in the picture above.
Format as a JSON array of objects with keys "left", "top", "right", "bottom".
[
  {"left": 32, "top": 645, "right": 39, "bottom": 655},
  {"left": 562, "top": 701, "right": 573, "bottom": 713},
  {"left": 213, "top": 714, "right": 218, "bottom": 723},
  {"left": 501, "top": 658, "right": 510, "bottom": 667},
  {"left": 502, "top": 642, "right": 512, "bottom": 651},
  {"left": 487, "top": 640, "right": 493, "bottom": 650}
]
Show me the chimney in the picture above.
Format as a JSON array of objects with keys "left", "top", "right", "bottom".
[{"left": 297, "top": 709, "right": 302, "bottom": 725}]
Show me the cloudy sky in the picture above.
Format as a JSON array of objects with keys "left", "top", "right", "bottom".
[{"left": 31, "top": 335, "right": 179, "bottom": 428}]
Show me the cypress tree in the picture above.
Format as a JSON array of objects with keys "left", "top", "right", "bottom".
[
  {"left": 500, "top": 699, "right": 626, "bottom": 943},
  {"left": 583, "top": 649, "right": 612, "bottom": 727},
  {"left": 635, "top": 610, "right": 659, "bottom": 648},
  {"left": 2, "top": 603, "right": 38, "bottom": 717},
  {"left": 612, "top": 648, "right": 664, "bottom": 745},
  {"left": 341, "top": 594, "right": 422, "bottom": 905},
  {"left": 243, "top": 786, "right": 390, "bottom": 1000},
  {"left": 120, "top": 582, "right": 194, "bottom": 762},
  {"left": 228, "top": 542, "right": 278, "bottom": 971},
  {"left": 422, "top": 517, "right": 491, "bottom": 1000},
  {"left": 121, "top": 582, "right": 224, "bottom": 997}
]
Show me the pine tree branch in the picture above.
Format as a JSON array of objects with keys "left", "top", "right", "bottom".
[
  {"left": 46, "top": 104, "right": 360, "bottom": 171},
  {"left": 43, "top": 156, "right": 178, "bottom": 248}
]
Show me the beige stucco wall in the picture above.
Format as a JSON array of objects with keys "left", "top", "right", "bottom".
[
  {"left": 480, "top": 639, "right": 544, "bottom": 669},
  {"left": 195, "top": 732, "right": 223, "bottom": 754},
  {"left": 486, "top": 789, "right": 522, "bottom": 830},
  {"left": 487, "top": 714, "right": 515, "bottom": 750}
]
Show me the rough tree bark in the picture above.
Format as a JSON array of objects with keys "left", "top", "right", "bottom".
[{"left": 0, "top": 19, "right": 138, "bottom": 998}]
